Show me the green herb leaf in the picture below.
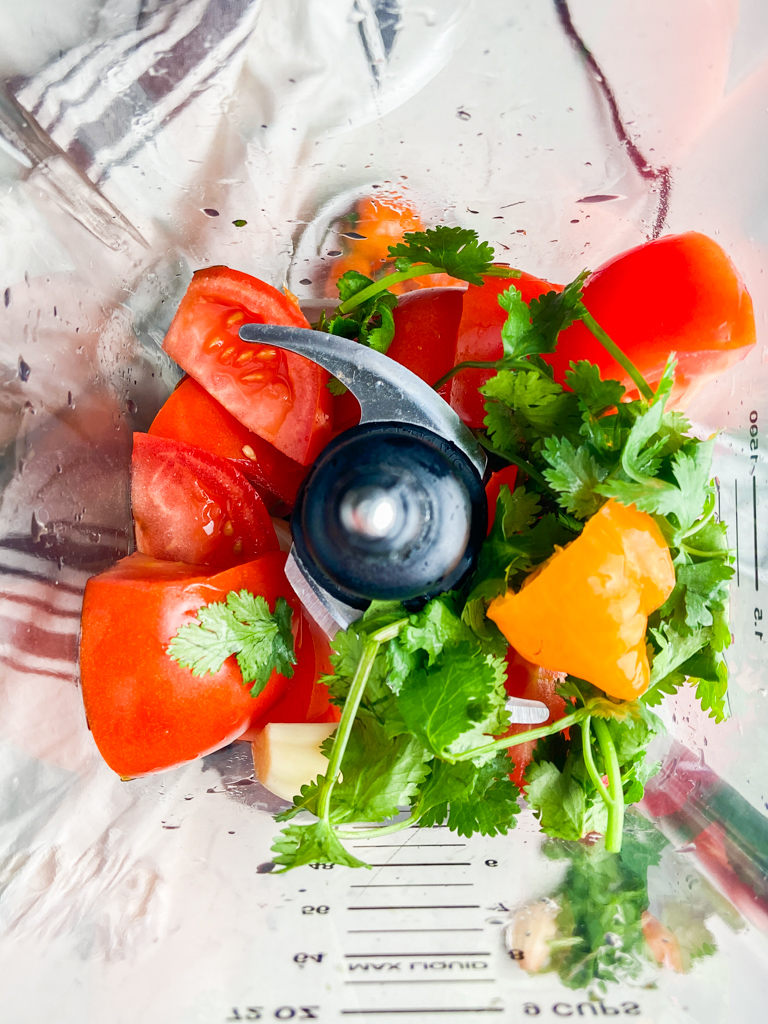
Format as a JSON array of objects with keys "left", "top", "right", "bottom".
[
  {"left": 271, "top": 819, "right": 370, "bottom": 871},
  {"left": 167, "top": 591, "right": 295, "bottom": 696},
  {"left": 387, "top": 225, "right": 496, "bottom": 285}
]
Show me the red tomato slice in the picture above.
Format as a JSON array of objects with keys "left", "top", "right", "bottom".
[
  {"left": 132, "top": 433, "right": 278, "bottom": 569},
  {"left": 485, "top": 465, "right": 518, "bottom": 535},
  {"left": 79, "top": 552, "right": 305, "bottom": 776},
  {"left": 162, "top": 267, "right": 333, "bottom": 465},
  {"left": 386, "top": 286, "right": 465, "bottom": 396},
  {"left": 148, "top": 376, "right": 309, "bottom": 510},
  {"left": 502, "top": 647, "right": 567, "bottom": 789},
  {"left": 549, "top": 232, "right": 756, "bottom": 405},
  {"left": 330, "top": 287, "right": 465, "bottom": 435},
  {"left": 449, "top": 271, "right": 560, "bottom": 428}
]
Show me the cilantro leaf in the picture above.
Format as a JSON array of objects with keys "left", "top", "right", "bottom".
[
  {"left": 565, "top": 360, "right": 626, "bottom": 415},
  {"left": 417, "top": 753, "right": 521, "bottom": 837},
  {"left": 541, "top": 436, "right": 609, "bottom": 519},
  {"left": 271, "top": 820, "right": 369, "bottom": 872},
  {"left": 525, "top": 759, "right": 587, "bottom": 842},
  {"left": 327, "top": 710, "right": 431, "bottom": 824},
  {"left": 397, "top": 643, "right": 509, "bottom": 762},
  {"left": 167, "top": 592, "right": 295, "bottom": 696},
  {"left": 526, "top": 272, "right": 589, "bottom": 350},
  {"left": 483, "top": 370, "right": 582, "bottom": 448},
  {"left": 387, "top": 225, "right": 496, "bottom": 286}
]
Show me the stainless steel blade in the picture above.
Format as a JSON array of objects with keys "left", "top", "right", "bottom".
[
  {"left": 239, "top": 322, "right": 485, "bottom": 476},
  {"left": 505, "top": 696, "right": 550, "bottom": 725},
  {"left": 284, "top": 547, "right": 362, "bottom": 640}
]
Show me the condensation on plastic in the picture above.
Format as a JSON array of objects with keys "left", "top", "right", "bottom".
[{"left": 0, "top": 2, "right": 767, "bottom": 1021}]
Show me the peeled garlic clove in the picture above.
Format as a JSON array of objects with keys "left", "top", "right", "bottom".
[
  {"left": 251, "top": 722, "right": 337, "bottom": 802},
  {"left": 503, "top": 897, "right": 560, "bottom": 973}
]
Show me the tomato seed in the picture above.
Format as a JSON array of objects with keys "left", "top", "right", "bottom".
[
  {"left": 255, "top": 348, "right": 278, "bottom": 361},
  {"left": 232, "top": 539, "right": 243, "bottom": 554},
  {"left": 222, "top": 520, "right": 235, "bottom": 536},
  {"left": 234, "top": 350, "right": 254, "bottom": 366},
  {"left": 219, "top": 346, "right": 237, "bottom": 363},
  {"left": 241, "top": 445, "right": 257, "bottom": 461},
  {"left": 240, "top": 371, "right": 266, "bottom": 384},
  {"left": 226, "top": 310, "right": 246, "bottom": 326},
  {"left": 204, "top": 335, "right": 224, "bottom": 352}
]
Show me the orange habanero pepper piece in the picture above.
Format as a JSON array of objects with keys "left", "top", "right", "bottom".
[{"left": 487, "top": 500, "right": 675, "bottom": 701}]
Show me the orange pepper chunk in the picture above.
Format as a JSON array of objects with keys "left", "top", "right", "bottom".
[{"left": 487, "top": 500, "right": 675, "bottom": 701}]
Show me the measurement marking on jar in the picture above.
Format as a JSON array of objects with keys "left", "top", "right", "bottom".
[
  {"left": 351, "top": 844, "right": 467, "bottom": 849},
  {"left": 347, "top": 905, "right": 482, "bottom": 912},
  {"left": 347, "top": 929, "right": 485, "bottom": 934},
  {"left": 753, "top": 474, "right": 759, "bottom": 592},
  {"left": 345, "top": 979, "right": 497, "bottom": 986},
  {"left": 340, "top": 1009, "right": 503, "bottom": 1016},
  {"left": 735, "top": 479, "right": 740, "bottom": 587},
  {"left": 345, "top": 952, "right": 492, "bottom": 958},
  {"left": 362, "top": 863, "right": 471, "bottom": 868},
  {"left": 349, "top": 884, "right": 473, "bottom": 889}
]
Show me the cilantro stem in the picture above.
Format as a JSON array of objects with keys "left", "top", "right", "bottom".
[
  {"left": 335, "top": 811, "right": 420, "bottom": 841},
  {"left": 581, "top": 312, "right": 654, "bottom": 402},
  {"left": 591, "top": 716, "right": 624, "bottom": 853},
  {"left": 316, "top": 618, "right": 409, "bottom": 824},
  {"left": 580, "top": 716, "right": 612, "bottom": 806},
  {"left": 337, "top": 264, "right": 520, "bottom": 316},
  {"left": 453, "top": 709, "right": 586, "bottom": 763},
  {"left": 337, "top": 265, "right": 445, "bottom": 314},
  {"left": 432, "top": 357, "right": 549, "bottom": 392}
]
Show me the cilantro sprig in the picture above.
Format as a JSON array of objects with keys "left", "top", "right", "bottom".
[
  {"left": 267, "top": 227, "right": 733, "bottom": 869},
  {"left": 168, "top": 591, "right": 296, "bottom": 697}
]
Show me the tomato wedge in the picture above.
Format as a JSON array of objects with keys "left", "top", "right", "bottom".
[
  {"left": 79, "top": 552, "right": 306, "bottom": 776},
  {"left": 148, "top": 376, "right": 308, "bottom": 510},
  {"left": 449, "top": 271, "right": 560, "bottom": 428},
  {"left": 386, "top": 286, "right": 465, "bottom": 396},
  {"left": 162, "top": 267, "right": 332, "bottom": 465},
  {"left": 132, "top": 433, "right": 278, "bottom": 569},
  {"left": 550, "top": 232, "right": 756, "bottom": 405}
]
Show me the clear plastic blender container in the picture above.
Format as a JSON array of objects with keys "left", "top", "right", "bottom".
[{"left": 0, "top": 2, "right": 766, "bottom": 1021}]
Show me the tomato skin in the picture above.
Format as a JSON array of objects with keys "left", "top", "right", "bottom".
[
  {"left": 148, "top": 376, "right": 308, "bottom": 509},
  {"left": 449, "top": 271, "right": 560, "bottom": 428},
  {"left": 386, "top": 286, "right": 465, "bottom": 396},
  {"left": 131, "top": 433, "right": 278, "bottom": 569},
  {"left": 502, "top": 647, "right": 567, "bottom": 789},
  {"left": 79, "top": 552, "right": 304, "bottom": 777},
  {"left": 330, "top": 287, "right": 464, "bottom": 434},
  {"left": 162, "top": 267, "right": 333, "bottom": 466},
  {"left": 548, "top": 232, "right": 756, "bottom": 404},
  {"left": 484, "top": 465, "right": 518, "bottom": 535}
]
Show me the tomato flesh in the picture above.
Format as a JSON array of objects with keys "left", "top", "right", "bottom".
[
  {"left": 549, "top": 231, "right": 756, "bottom": 405},
  {"left": 386, "top": 286, "right": 465, "bottom": 396},
  {"left": 148, "top": 376, "right": 308, "bottom": 510},
  {"left": 449, "top": 271, "right": 560, "bottom": 428},
  {"left": 485, "top": 465, "right": 519, "bottom": 535},
  {"left": 132, "top": 433, "right": 278, "bottom": 569},
  {"left": 162, "top": 267, "right": 332, "bottom": 465},
  {"left": 79, "top": 552, "right": 304, "bottom": 776}
]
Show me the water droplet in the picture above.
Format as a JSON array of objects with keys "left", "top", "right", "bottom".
[
  {"left": 202, "top": 208, "right": 220, "bottom": 217},
  {"left": 256, "top": 861, "right": 276, "bottom": 874},
  {"left": 3, "top": 287, "right": 9, "bottom": 308},
  {"left": 68, "top": 391, "right": 75, "bottom": 408},
  {"left": 126, "top": 399, "right": 137, "bottom": 415},
  {"left": 327, "top": 250, "right": 342, "bottom": 257},
  {"left": 18, "top": 357, "right": 31, "bottom": 382},
  {"left": 299, "top": 278, "right": 312, "bottom": 286}
]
